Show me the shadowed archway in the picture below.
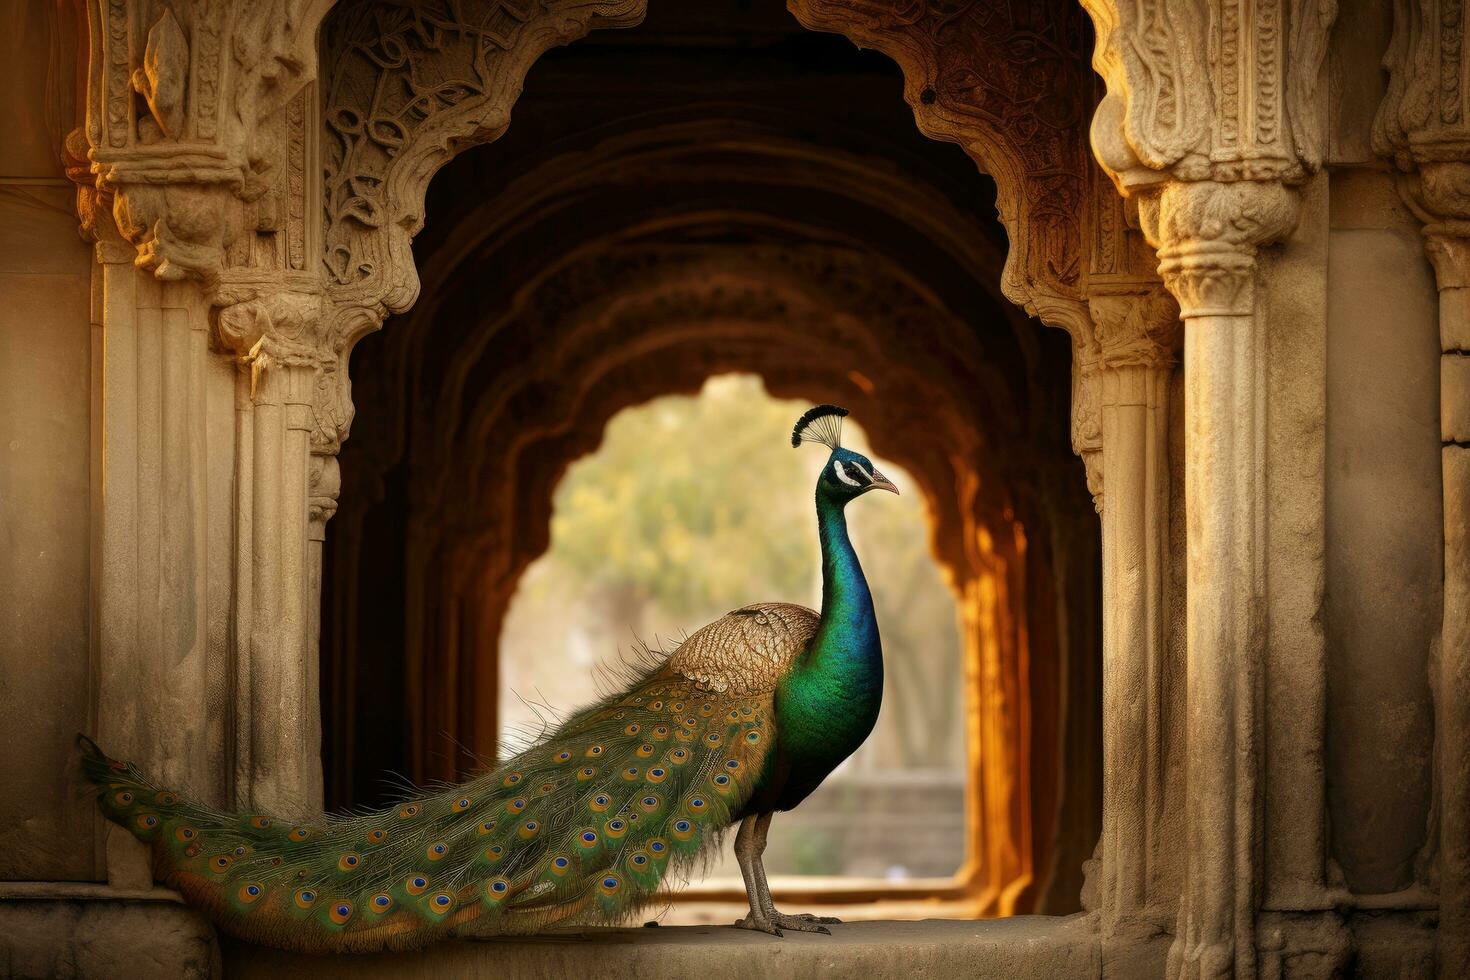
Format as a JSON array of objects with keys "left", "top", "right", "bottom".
[{"left": 321, "top": 3, "right": 1101, "bottom": 918}]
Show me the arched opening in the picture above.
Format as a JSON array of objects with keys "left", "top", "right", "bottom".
[
  {"left": 497, "top": 376, "right": 969, "bottom": 892},
  {"left": 320, "top": 1, "right": 1101, "bottom": 918}
]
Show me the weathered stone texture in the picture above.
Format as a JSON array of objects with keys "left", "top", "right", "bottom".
[
  {"left": 1324, "top": 174, "right": 1440, "bottom": 895},
  {"left": 224, "top": 917, "right": 1104, "bottom": 980},
  {"left": 0, "top": 891, "right": 218, "bottom": 980}
]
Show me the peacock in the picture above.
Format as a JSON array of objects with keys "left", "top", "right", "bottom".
[{"left": 78, "top": 404, "right": 898, "bottom": 952}]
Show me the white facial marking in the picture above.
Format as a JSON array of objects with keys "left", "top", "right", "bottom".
[
  {"left": 832, "top": 460, "right": 861, "bottom": 487},
  {"left": 849, "top": 461, "right": 874, "bottom": 483}
]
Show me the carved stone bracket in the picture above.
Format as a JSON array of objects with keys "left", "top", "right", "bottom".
[{"left": 1084, "top": 0, "right": 1333, "bottom": 192}]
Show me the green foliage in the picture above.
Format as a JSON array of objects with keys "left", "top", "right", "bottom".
[
  {"left": 545, "top": 376, "right": 818, "bottom": 622},
  {"left": 519, "top": 375, "right": 965, "bottom": 772}
]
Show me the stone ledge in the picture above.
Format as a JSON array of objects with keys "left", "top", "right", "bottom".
[{"left": 224, "top": 915, "right": 1102, "bottom": 980}]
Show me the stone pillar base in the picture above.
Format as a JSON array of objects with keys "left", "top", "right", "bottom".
[{"left": 0, "top": 883, "right": 219, "bottom": 980}]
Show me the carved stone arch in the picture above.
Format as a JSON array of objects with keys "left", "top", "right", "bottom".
[
  {"left": 319, "top": 0, "right": 647, "bottom": 319},
  {"left": 399, "top": 241, "right": 1051, "bottom": 916},
  {"left": 444, "top": 239, "right": 1014, "bottom": 479},
  {"left": 448, "top": 247, "right": 1004, "bottom": 518},
  {"left": 786, "top": 0, "right": 1097, "bottom": 342},
  {"left": 382, "top": 111, "right": 1046, "bottom": 458},
  {"left": 405, "top": 111, "right": 1019, "bottom": 327},
  {"left": 320, "top": 0, "right": 1103, "bottom": 919}
]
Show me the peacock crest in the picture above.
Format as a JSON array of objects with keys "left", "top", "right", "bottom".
[{"left": 790, "top": 403, "right": 848, "bottom": 450}]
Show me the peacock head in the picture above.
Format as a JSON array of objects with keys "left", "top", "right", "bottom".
[{"left": 791, "top": 405, "right": 899, "bottom": 501}]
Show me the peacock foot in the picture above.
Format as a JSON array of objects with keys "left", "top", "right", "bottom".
[
  {"left": 734, "top": 912, "right": 834, "bottom": 936},
  {"left": 773, "top": 910, "right": 841, "bottom": 926}
]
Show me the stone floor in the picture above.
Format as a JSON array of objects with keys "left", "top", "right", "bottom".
[{"left": 224, "top": 916, "right": 1103, "bottom": 980}]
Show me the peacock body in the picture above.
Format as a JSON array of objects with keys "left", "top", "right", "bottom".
[{"left": 80, "top": 405, "right": 898, "bottom": 952}]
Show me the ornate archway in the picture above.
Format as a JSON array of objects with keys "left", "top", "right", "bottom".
[
  {"left": 68, "top": 0, "right": 1180, "bottom": 948},
  {"left": 325, "top": 94, "right": 1103, "bottom": 912}
]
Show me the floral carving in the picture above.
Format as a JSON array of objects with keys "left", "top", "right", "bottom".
[
  {"left": 1089, "top": 286, "right": 1180, "bottom": 369},
  {"left": 1084, "top": 0, "right": 1335, "bottom": 191}
]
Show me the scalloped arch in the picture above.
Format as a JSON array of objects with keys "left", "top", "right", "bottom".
[
  {"left": 319, "top": 0, "right": 1099, "bottom": 348},
  {"left": 320, "top": 0, "right": 648, "bottom": 327}
]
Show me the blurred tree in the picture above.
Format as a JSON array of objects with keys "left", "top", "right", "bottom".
[
  {"left": 544, "top": 376, "right": 816, "bottom": 634},
  {"left": 523, "top": 375, "right": 964, "bottom": 771}
]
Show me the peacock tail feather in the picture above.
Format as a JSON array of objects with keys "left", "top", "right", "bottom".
[{"left": 79, "top": 657, "right": 781, "bottom": 953}]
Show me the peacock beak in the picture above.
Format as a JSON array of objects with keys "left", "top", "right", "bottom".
[{"left": 869, "top": 469, "right": 899, "bottom": 495}]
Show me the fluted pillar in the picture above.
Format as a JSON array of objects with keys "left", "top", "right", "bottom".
[
  {"left": 1147, "top": 180, "right": 1304, "bottom": 979},
  {"left": 1088, "top": 284, "right": 1181, "bottom": 947}
]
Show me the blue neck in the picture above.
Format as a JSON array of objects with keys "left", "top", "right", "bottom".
[
  {"left": 806, "top": 490, "right": 881, "bottom": 677},
  {"left": 770, "top": 484, "right": 885, "bottom": 788}
]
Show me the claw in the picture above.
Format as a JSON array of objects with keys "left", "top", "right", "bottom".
[{"left": 770, "top": 912, "right": 832, "bottom": 934}]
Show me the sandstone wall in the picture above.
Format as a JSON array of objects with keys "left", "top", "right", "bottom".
[
  {"left": 1324, "top": 168, "right": 1440, "bottom": 894},
  {"left": 0, "top": 2, "right": 97, "bottom": 883}
]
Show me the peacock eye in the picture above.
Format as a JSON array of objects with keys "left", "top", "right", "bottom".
[{"left": 831, "top": 459, "right": 862, "bottom": 487}]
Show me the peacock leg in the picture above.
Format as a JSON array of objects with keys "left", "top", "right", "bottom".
[
  {"left": 750, "top": 812, "right": 841, "bottom": 931},
  {"left": 733, "top": 814, "right": 785, "bottom": 936}
]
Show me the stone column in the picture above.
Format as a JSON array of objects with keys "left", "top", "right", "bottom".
[
  {"left": 1083, "top": 2, "right": 1337, "bottom": 977},
  {"left": 1424, "top": 225, "right": 1470, "bottom": 978},
  {"left": 1144, "top": 179, "right": 1303, "bottom": 979},
  {"left": 71, "top": 1, "right": 336, "bottom": 830},
  {"left": 1087, "top": 283, "right": 1181, "bottom": 946},
  {"left": 1376, "top": 7, "right": 1470, "bottom": 969},
  {"left": 216, "top": 285, "right": 340, "bottom": 817}
]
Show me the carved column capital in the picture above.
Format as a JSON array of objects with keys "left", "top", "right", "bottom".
[
  {"left": 1089, "top": 283, "right": 1182, "bottom": 369},
  {"left": 71, "top": 1, "right": 332, "bottom": 284},
  {"left": 1133, "top": 178, "right": 1302, "bottom": 318},
  {"left": 1074, "top": 282, "right": 1180, "bottom": 515},
  {"left": 1083, "top": 0, "right": 1333, "bottom": 193},
  {"left": 1381, "top": 152, "right": 1470, "bottom": 288},
  {"left": 1083, "top": 1, "right": 1330, "bottom": 317},
  {"left": 215, "top": 277, "right": 354, "bottom": 460}
]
